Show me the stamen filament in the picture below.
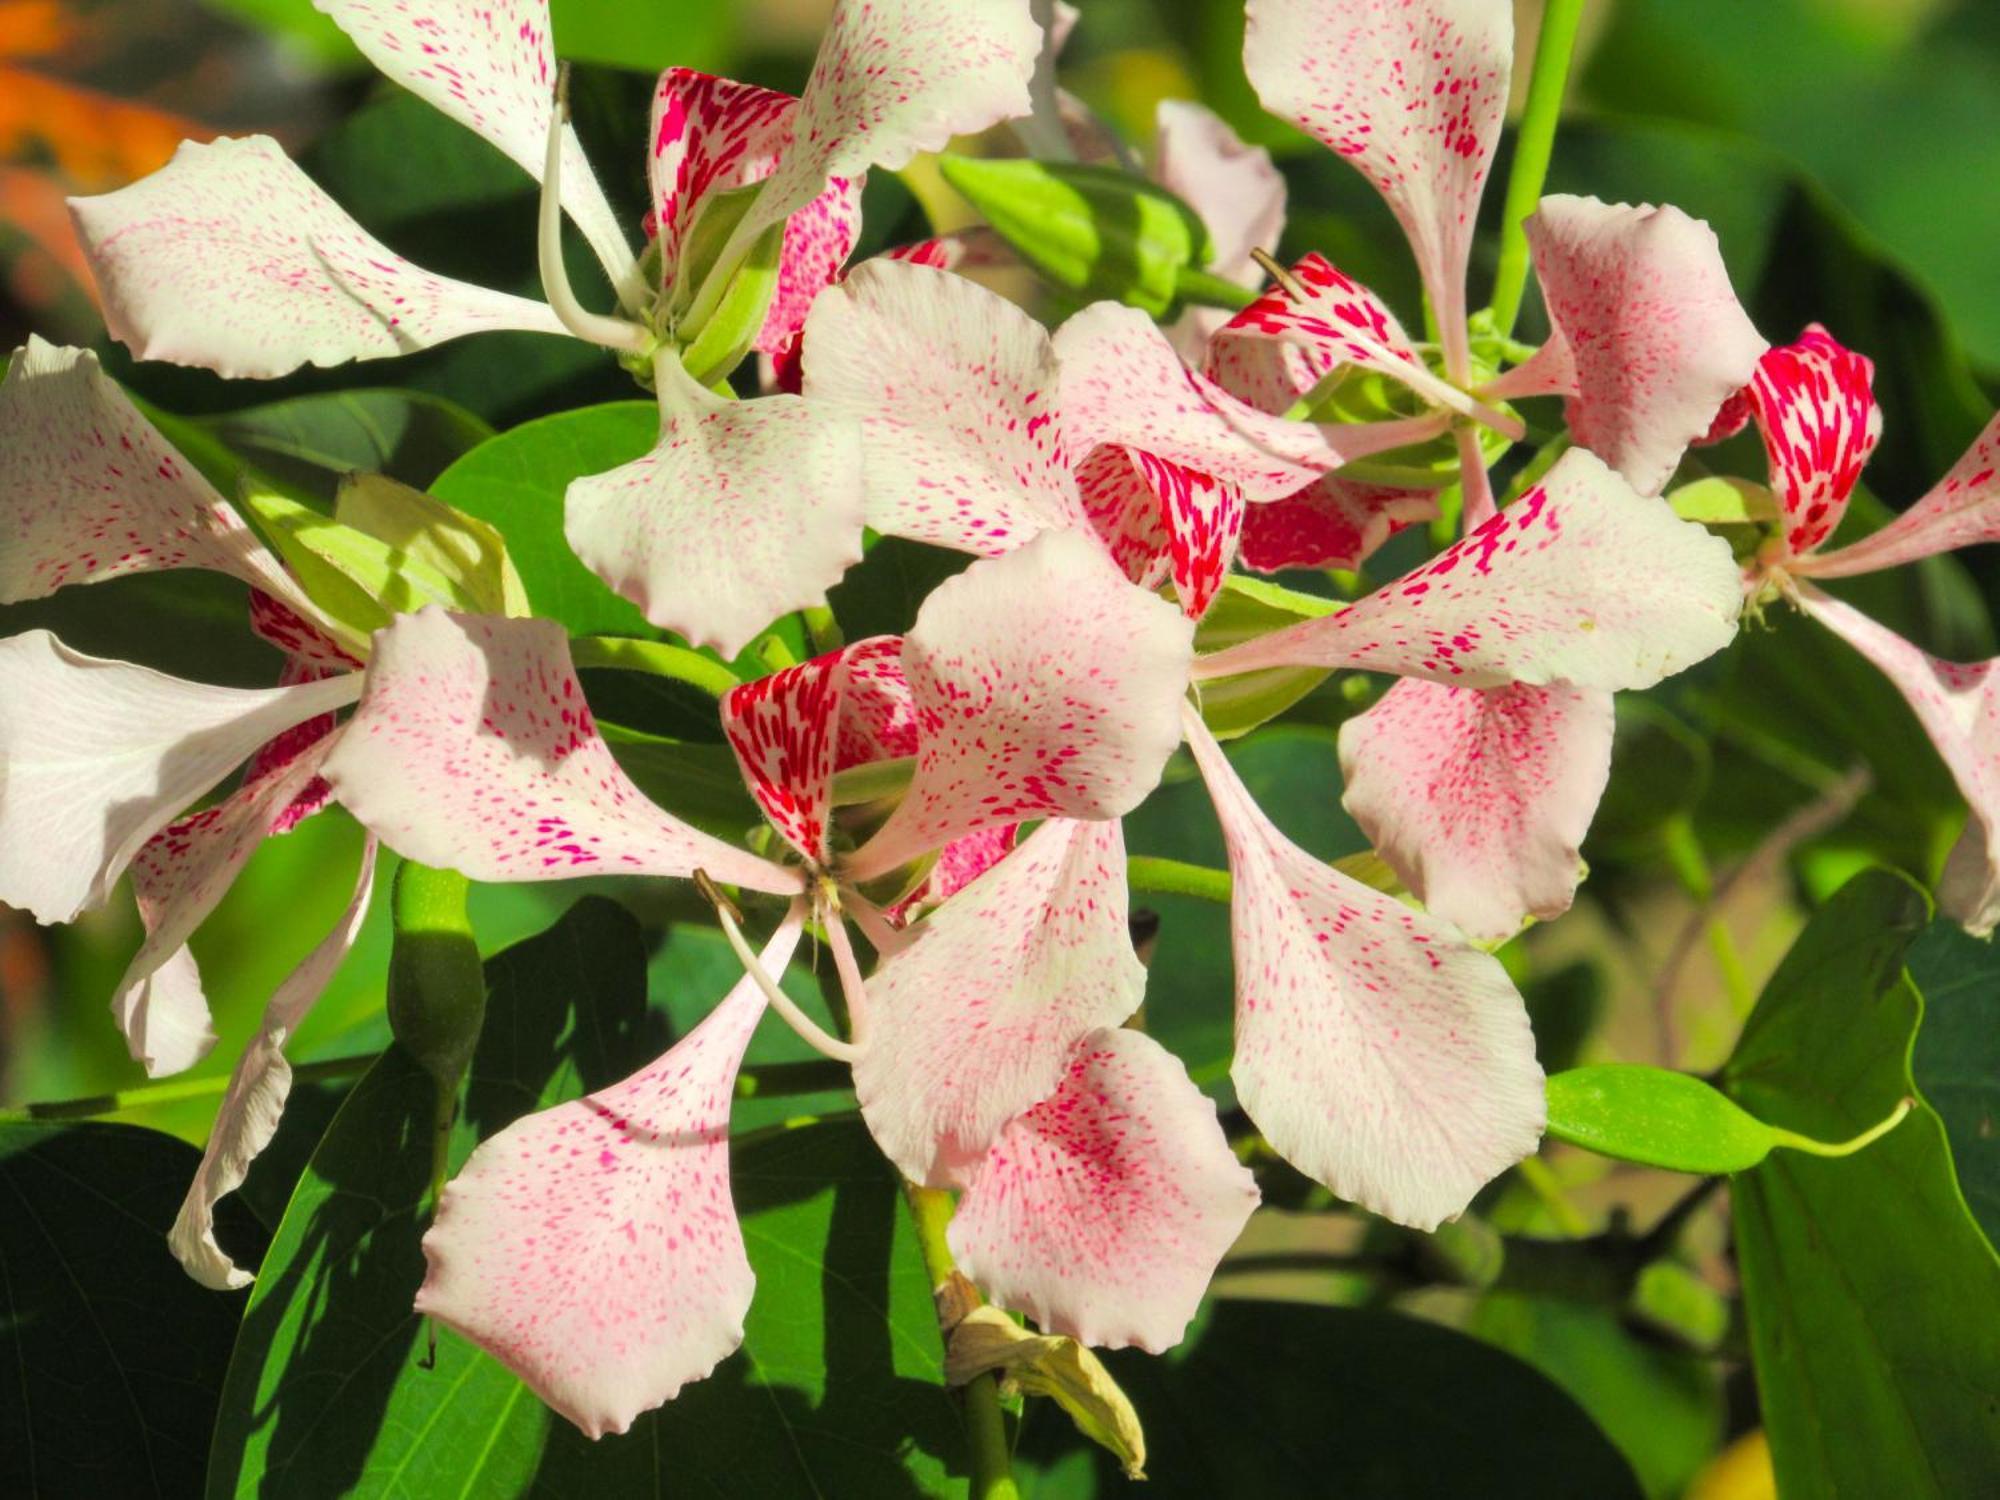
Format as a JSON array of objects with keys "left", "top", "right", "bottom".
[
  {"left": 542, "top": 63, "right": 653, "bottom": 355},
  {"left": 819, "top": 886, "right": 872, "bottom": 1044},
  {"left": 696, "top": 875, "right": 862, "bottom": 1064}
]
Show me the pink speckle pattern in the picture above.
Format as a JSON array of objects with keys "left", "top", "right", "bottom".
[
  {"left": 647, "top": 68, "right": 863, "bottom": 358},
  {"left": 0, "top": 340, "right": 316, "bottom": 612},
  {"left": 1515, "top": 194, "right": 1767, "bottom": 497},
  {"left": 854, "top": 818, "right": 1143, "bottom": 1186},
  {"left": 312, "top": 0, "right": 633, "bottom": 282},
  {"left": 842, "top": 531, "right": 1195, "bottom": 882},
  {"left": 1798, "top": 589, "right": 2000, "bottom": 936},
  {"left": 1243, "top": 0, "right": 1511, "bottom": 337},
  {"left": 742, "top": 0, "right": 1039, "bottom": 238},
  {"left": 321, "top": 608, "right": 800, "bottom": 895},
  {"left": 1237, "top": 477, "right": 1434, "bottom": 574},
  {"left": 1183, "top": 708, "right": 1544, "bottom": 1229},
  {"left": 1337, "top": 678, "right": 1614, "bottom": 942},
  {"left": 1217, "top": 250, "right": 1424, "bottom": 386},
  {"left": 246, "top": 592, "right": 360, "bottom": 677},
  {"left": 802, "top": 259, "right": 1088, "bottom": 556},
  {"left": 1076, "top": 445, "right": 1173, "bottom": 591},
  {"left": 564, "top": 356, "right": 866, "bottom": 658},
  {"left": 1803, "top": 410, "right": 2000, "bottom": 580},
  {"left": 1139, "top": 450, "right": 1243, "bottom": 620},
  {"left": 832, "top": 636, "right": 918, "bottom": 766},
  {"left": 70, "top": 136, "right": 566, "bottom": 379},
  {"left": 1743, "top": 326, "right": 1882, "bottom": 556},
  {"left": 416, "top": 916, "right": 804, "bottom": 1438},
  {"left": 948, "top": 1026, "right": 1259, "bottom": 1351},
  {"left": 1195, "top": 448, "right": 1741, "bottom": 692},
  {"left": 891, "top": 822, "right": 1018, "bottom": 922},
  {"left": 0, "top": 631, "right": 361, "bottom": 927}
]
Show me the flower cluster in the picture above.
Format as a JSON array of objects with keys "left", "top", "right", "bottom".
[{"left": 3, "top": 0, "right": 1995, "bottom": 1447}]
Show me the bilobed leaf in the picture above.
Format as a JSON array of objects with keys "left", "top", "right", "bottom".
[
  {"left": 1907, "top": 920, "right": 2000, "bottom": 1249},
  {"left": 1545, "top": 1064, "right": 1778, "bottom": 1173},
  {"left": 208, "top": 898, "right": 960, "bottom": 1498},
  {"left": 0, "top": 1121, "right": 256, "bottom": 1498},
  {"left": 1723, "top": 870, "right": 2000, "bottom": 1499},
  {"left": 1013, "top": 1301, "right": 1642, "bottom": 1497}
]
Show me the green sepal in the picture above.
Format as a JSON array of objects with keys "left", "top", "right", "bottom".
[
  {"left": 1193, "top": 575, "right": 1338, "bottom": 739},
  {"left": 335, "top": 472, "right": 529, "bottom": 616},
  {"left": 1668, "top": 475, "right": 1778, "bottom": 526},
  {"left": 671, "top": 180, "right": 785, "bottom": 386},
  {"left": 937, "top": 153, "right": 1216, "bottom": 317}
]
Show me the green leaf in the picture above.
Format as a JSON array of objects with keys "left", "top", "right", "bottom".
[
  {"left": 1908, "top": 920, "right": 2000, "bottom": 1249},
  {"left": 549, "top": 0, "right": 734, "bottom": 73},
  {"left": 209, "top": 898, "right": 961, "bottom": 1497},
  {"left": 1014, "top": 1302, "right": 1642, "bottom": 1497},
  {"left": 199, "top": 389, "right": 494, "bottom": 502},
  {"left": 429, "top": 401, "right": 661, "bottom": 637},
  {"left": 1545, "top": 1064, "right": 1779, "bottom": 1173},
  {"left": 0, "top": 1121, "right": 256, "bottom": 1497},
  {"left": 937, "top": 155, "right": 1217, "bottom": 316},
  {"left": 1723, "top": 870, "right": 2000, "bottom": 1499}
]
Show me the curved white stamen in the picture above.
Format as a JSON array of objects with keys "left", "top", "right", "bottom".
[
  {"left": 1457, "top": 426, "right": 1497, "bottom": 532},
  {"left": 541, "top": 65, "right": 652, "bottom": 355},
  {"left": 701, "top": 882, "right": 862, "bottom": 1064},
  {"left": 818, "top": 887, "right": 872, "bottom": 1045}
]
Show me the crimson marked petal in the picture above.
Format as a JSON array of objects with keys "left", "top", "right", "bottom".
[
  {"left": 1185, "top": 709, "right": 1543, "bottom": 1229},
  {"left": 1237, "top": 477, "right": 1435, "bottom": 574},
  {"left": 0, "top": 632, "right": 360, "bottom": 924},
  {"left": 949, "top": 1027, "right": 1259, "bottom": 1352},
  {"left": 169, "top": 839, "right": 379, "bottom": 1289},
  {"left": 1513, "top": 194, "right": 1766, "bottom": 497},
  {"left": 843, "top": 532, "right": 1194, "bottom": 882},
  {"left": 1799, "top": 588, "right": 2000, "bottom": 936},
  {"left": 416, "top": 912, "right": 804, "bottom": 1437},
  {"left": 321, "top": 609, "right": 799, "bottom": 894},
  {"left": 1801, "top": 411, "right": 2000, "bottom": 580},
  {"left": 1338, "top": 679, "right": 1614, "bottom": 943},
  {"left": 0, "top": 340, "right": 316, "bottom": 616},
  {"left": 1243, "top": 0, "right": 1511, "bottom": 361},
  {"left": 1743, "top": 326, "right": 1882, "bottom": 558},
  {"left": 1195, "top": 448, "right": 1741, "bottom": 690},
  {"left": 313, "top": 0, "right": 634, "bottom": 287},
  {"left": 854, "top": 819, "right": 1144, "bottom": 1186},
  {"left": 564, "top": 353, "right": 866, "bottom": 658},
  {"left": 802, "top": 259, "right": 1085, "bottom": 554},
  {"left": 70, "top": 137, "right": 564, "bottom": 379}
]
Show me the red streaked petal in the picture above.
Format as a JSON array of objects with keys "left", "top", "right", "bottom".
[
  {"left": 1237, "top": 477, "right": 1436, "bottom": 574},
  {"left": 1801, "top": 411, "right": 2000, "bottom": 579},
  {"left": 1743, "top": 326, "right": 1881, "bottom": 557}
]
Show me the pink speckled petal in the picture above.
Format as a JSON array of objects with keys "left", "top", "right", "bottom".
[
  {"left": 843, "top": 532, "right": 1195, "bottom": 883},
  {"left": 0, "top": 340, "right": 318, "bottom": 618},
  {"left": 169, "top": 838, "right": 379, "bottom": 1289},
  {"left": 564, "top": 354, "right": 866, "bottom": 658},
  {"left": 417, "top": 911, "right": 804, "bottom": 1437},
  {"left": 69, "top": 136, "right": 565, "bottom": 379},
  {"left": 1516, "top": 194, "right": 1767, "bottom": 496},
  {"left": 646, "top": 69, "right": 862, "bottom": 356},
  {"left": 1800, "top": 411, "right": 2000, "bottom": 579},
  {"left": 1195, "top": 448, "right": 1741, "bottom": 690},
  {"left": 1243, "top": 0, "right": 1510, "bottom": 365},
  {"left": 1739, "top": 326, "right": 1882, "bottom": 557},
  {"left": 802, "top": 259, "right": 1086, "bottom": 554},
  {"left": 1077, "top": 446, "right": 1173, "bottom": 589},
  {"left": 1798, "top": 588, "right": 2000, "bottom": 936},
  {"left": 1213, "top": 252, "right": 1424, "bottom": 386},
  {"left": 722, "top": 637, "right": 904, "bottom": 864},
  {"left": 892, "top": 823, "right": 1018, "bottom": 921},
  {"left": 1055, "top": 301, "right": 1354, "bottom": 502},
  {"left": 321, "top": 608, "right": 799, "bottom": 894},
  {"left": 742, "top": 0, "right": 1039, "bottom": 237},
  {"left": 1338, "top": 679, "right": 1613, "bottom": 943},
  {"left": 855, "top": 818, "right": 1144, "bottom": 1185},
  {"left": 1145, "top": 451, "right": 1244, "bottom": 620},
  {"left": 0, "top": 632, "right": 360, "bottom": 925},
  {"left": 247, "top": 592, "right": 362, "bottom": 677},
  {"left": 832, "top": 636, "right": 918, "bottom": 765},
  {"left": 1185, "top": 708, "right": 1543, "bottom": 1228},
  {"left": 1237, "top": 477, "right": 1436, "bottom": 574},
  {"left": 1153, "top": 99, "right": 1286, "bottom": 290},
  {"left": 878, "top": 229, "right": 1013, "bottom": 274},
  {"left": 113, "top": 728, "right": 339, "bottom": 1077},
  {"left": 312, "top": 0, "right": 633, "bottom": 286},
  {"left": 949, "top": 1027, "right": 1258, "bottom": 1351}
]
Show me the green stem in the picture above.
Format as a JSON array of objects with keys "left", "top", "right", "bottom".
[
  {"left": 1771, "top": 1097, "right": 1914, "bottom": 1158},
  {"left": 903, "top": 1183, "right": 1020, "bottom": 1500},
  {"left": 1126, "top": 855, "right": 1233, "bottom": 904},
  {"left": 570, "top": 635, "right": 742, "bottom": 698},
  {"left": 1174, "top": 265, "right": 1258, "bottom": 311},
  {"left": 0, "top": 1054, "right": 378, "bottom": 1123},
  {"left": 1489, "top": 0, "right": 1586, "bottom": 336}
]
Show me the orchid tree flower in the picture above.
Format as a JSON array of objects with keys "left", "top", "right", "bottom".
[
  {"left": 1727, "top": 326, "right": 2000, "bottom": 933},
  {"left": 0, "top": 337, "right": 383, "bottom": 1287},
  {"left": 68, "top": 0, "right": 1045, "bottom": 657}
]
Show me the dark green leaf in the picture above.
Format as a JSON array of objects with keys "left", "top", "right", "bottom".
[
  {"left": 1014, "top": 1301, "right": 1642, "bottom": 1498},
  {"left": 1724, "top": 870, "right": 2000, "bottom": 1498},
  {"left": 0, "top": 1121, "right": 256, "bottom": 1498},
  {"left": 200, "top": 389, "right": 494, "bottom": 501},
  {"left": 1546, "top": 1064, "right": 1777, "bottom": 1173},
  {"left": 209, "top": 898, "right": 961, "bottom": 1497},
  {"left": 1908, "top": 920, "right": 2000, "bottom": 1249}
]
